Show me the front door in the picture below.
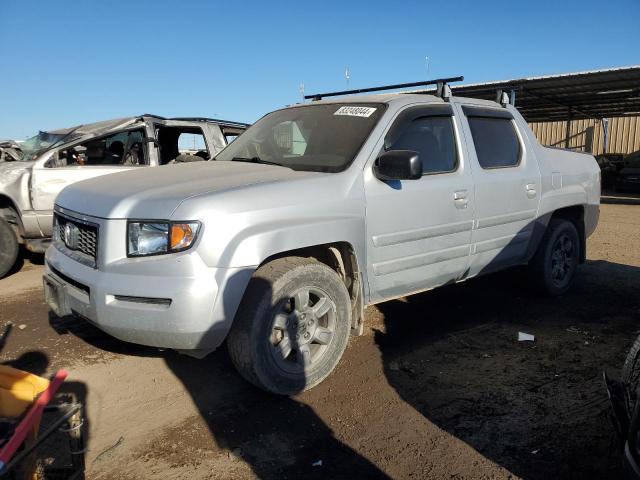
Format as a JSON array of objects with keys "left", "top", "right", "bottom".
[
  {"left": 31, "top": 129, "right": 148, "bottom": 235},
  {"left": 364, "top": 104, "right": 475, "bottom": 303}
]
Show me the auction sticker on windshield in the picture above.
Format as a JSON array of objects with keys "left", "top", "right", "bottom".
[{"left": 334, "top": 106, "right": 377, "bottom": 118}]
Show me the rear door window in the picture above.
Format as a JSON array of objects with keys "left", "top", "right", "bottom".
[
  {"left": 178, "top": 131, "right": 207, "bottom": 154},
  {"left": 467, "top": 117, "right": 521, "bottom": 169},
  {"left": 156, "top": 126, "right": 209, "bottom": 163},
  {"left": 53, "top": 129, "right": 147, "bottom": 167}
]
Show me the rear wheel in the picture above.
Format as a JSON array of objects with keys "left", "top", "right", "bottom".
[
  {"left": 530, "top": 218, "right": 580, "bottom": 296},
  {"left": 227, "top": 257, "right": 351, "bottom": 395},
  {"left": 0, "top": 217, "right": 18, "bottom": 278}
]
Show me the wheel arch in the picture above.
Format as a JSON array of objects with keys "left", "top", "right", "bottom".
[
  {"left": 549, "top": 205, "right": 586, "bottom": 263},
  {"left": 0, "top": 194, "right": 24, "bottom": 241},
  {"left": 258, "top": 241, "right": 365, "bottom": 335},
  {"left": 527, "top": 204, "right": 586, "bottom": 264}
]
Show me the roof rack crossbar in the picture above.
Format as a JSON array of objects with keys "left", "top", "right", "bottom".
[{"left": 304, "top": 76, "right": 464, "bottom": 101}]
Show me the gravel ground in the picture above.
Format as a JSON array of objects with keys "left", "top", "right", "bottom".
[{"left": 0, "top": 203, "right": 638, "bottom": 479}]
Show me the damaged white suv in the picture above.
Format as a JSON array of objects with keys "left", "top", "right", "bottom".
[
  {"left": 44, "top": 84, "right": 600, "bottom": 395},
  {"left": 0, "top": 115, "right": 247, "bottom": 277}
]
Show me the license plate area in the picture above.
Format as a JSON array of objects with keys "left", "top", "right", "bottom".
[{"left": 43, "top": 275, "right": 71, "bottom": 317}]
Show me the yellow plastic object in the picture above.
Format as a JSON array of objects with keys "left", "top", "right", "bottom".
[{"left": 0, "top": 365, "right": 50, "bottom": 418}]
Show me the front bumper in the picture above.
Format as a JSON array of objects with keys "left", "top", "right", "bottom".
[{"left": 44, "top": 245, "right": 253, "bottom": 351}]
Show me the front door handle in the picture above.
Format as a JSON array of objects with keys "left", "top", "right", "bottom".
[
  {"left": 525, "top": 183, "right": 537, "bottom": 199},
  {"left": 453, "top": 190, "right": 469, "bottom": 209}
]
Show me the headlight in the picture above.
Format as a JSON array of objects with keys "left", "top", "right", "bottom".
[{"left": 127, "top": 221, "right": 200, "bottom": 257}]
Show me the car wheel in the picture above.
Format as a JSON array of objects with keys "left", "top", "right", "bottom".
[
  {"left": 0, "top": 217, "right": 19, "bottom": 278},
  {"left": 227, "top": 256, "right": 351, "bottom": 395},
  {"left": 530, "top": 218, "right": 580, "bottom": 296}
]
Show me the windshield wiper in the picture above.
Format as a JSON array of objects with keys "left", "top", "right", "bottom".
[
  {"left": 47, "top": 125, "right": 83, "bottom": 151},
  {"left": 231, "top": 156, "right": 286, "bottom": 167}
]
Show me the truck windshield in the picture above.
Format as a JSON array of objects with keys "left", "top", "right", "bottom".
[
  {"left": 215, "top": 103, "right": 386, "bottom": 172},
  {"left": 19, "top": 130, "right": 81, "bottom": 161}
]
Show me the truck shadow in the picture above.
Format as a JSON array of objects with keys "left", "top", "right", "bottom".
[
  {"left": 45, "top": 258, "right": 638, "bottom": 478},
  {"left": 49, "top": 277, "right": 389, "bottom": 478},
  {"left": 374, "top": 259, "right": 640, "bottom": 479},
  {"left": 163, "top": 274, "right": 390, "bottom": 479},
  {"left": 165, "top": 351, "right": 389, "bottom": 478}
]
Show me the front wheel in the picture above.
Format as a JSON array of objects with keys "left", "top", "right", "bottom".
[
  {"left": 227, "top": 257, "right": 352, "bottom": 395},
  {"left": 530, "top": 218, "right": 580, "bottom": 296},
  {"left": 0, "top": 217, "right": 19, "bottom": 278}
]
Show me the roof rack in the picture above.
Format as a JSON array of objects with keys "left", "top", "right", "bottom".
[{"left": 304, "top": 76, "right": 464, "bottom": 101}]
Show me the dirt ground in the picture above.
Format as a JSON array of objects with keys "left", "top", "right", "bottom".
[{"left": 0, "top": 203, "right": 638, "bottom": 479}]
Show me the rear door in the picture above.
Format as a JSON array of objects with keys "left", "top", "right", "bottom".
[
  {"left": 31, "top": 128, "right": 149, "bottom": 235},
  {"left": 456, "top": 103, "right": 541, "bottom": 276},
  {"left": 364, "top": 104, "right": 475, "bottom": 303}
]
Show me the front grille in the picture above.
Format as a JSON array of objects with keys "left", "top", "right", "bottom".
[{"left": 54, "top": 213, "right": 99, "bottom": 263}]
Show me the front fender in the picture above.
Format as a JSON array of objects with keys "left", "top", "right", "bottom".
[
  {"left": 216, "top": 215, "right": 365, "bottom": 270},
  {"left": 194, "top": 215, "right": 366, "bottom": 350}
]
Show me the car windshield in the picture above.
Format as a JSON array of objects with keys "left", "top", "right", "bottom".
[
  {"left": 215, "top": 103, "right": 386, "bottom": 172},
  {"left": 19, "top": 130, "right": 81, "bottom": 161}
]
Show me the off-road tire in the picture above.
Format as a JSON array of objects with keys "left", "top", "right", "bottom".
[
  {"left": 227, "top": 256, "right": 351, "bottom": 395},
  {"left": 623, "top": 335, "right": 640, "bottom": 396},
  {"left": 530, "top": 218, "right": 580, "bottom": 296},
  {"left": 0, "top": 217, "right": 18, "bottom": 278}
]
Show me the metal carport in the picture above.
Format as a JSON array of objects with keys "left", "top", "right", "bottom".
[{"left": 415, "top": 66, "right": 640, "bottom": 153}]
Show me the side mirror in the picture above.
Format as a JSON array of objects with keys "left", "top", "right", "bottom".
[{"left": 374, "top": 150, "right": 422, "bottom": 180}]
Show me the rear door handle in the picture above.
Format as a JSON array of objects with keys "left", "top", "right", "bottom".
[
  {"left": 453, "top": 190, "right": 469, "bottom": 209},
  {"left": 525, "top": 183, "right": 537, "bottom": 198}
]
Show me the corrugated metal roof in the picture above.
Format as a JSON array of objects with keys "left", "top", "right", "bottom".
[{"left": 413, "top": 65, "right": 640, "bottom": 122}]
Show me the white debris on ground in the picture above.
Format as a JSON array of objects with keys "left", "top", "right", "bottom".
[{"left": 518, "top": 332, "right": 535, "bottom": 342}]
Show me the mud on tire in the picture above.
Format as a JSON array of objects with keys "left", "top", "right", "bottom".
[{"left": 227, "top": 256, "right": 351, "bottom": 395}]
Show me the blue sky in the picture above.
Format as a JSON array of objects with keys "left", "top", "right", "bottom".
[{"left": 1, "top": 0, "right": 638, "bottom": 139}]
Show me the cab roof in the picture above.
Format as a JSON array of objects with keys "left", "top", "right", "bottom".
[{"left": 295, "top": 92, "right": 504, "bottom": 110}]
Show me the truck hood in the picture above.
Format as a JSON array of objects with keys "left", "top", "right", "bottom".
[{"left": 55, "top": 161, "right": 318, "bottom": 219}]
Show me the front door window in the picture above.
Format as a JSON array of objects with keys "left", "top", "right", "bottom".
[{"left": 50, "top": 130, "right": 147, "bottom": 167}]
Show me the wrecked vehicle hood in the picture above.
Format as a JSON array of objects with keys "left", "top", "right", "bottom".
[
  {"left": 0, "top": 161, "right": 34, "bottom": 206},
  {"left": 0, "top": 160, "right": 33, "bottom": 178},
  {"left": 55, "top": 161, "right": 318, "bottom": 219}
]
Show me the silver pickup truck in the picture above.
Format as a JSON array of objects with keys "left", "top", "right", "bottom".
[
  {"left": 44, "top": 89, "right": 600, "bottom": 394},
  {"left": 0, "top": 115, "right": 247, "bottom": 277}
]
